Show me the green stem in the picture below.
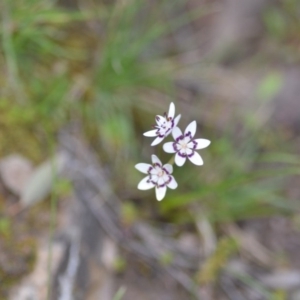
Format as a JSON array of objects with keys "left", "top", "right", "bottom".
[
  {"left": 1, "top": 0, "right": 26, "bottom": 104},
  {"left": 46, "top": 135, "right": 58, "bottom": 300},
  {"left": 167, "top": 155, "right": 175, "bottom": 165}
]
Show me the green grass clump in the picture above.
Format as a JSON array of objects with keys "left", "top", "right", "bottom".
[
  {"left": 198, "top": 237, "right": 239, "bottom": 285},
  {"left": 0, "top": 235, "right": 36, "bottom": 298},
  {"left": 0, "top": 0, "right": 298, "bottom": 228},
  {"left": 0, "top": 0, "right": 300, "bottom": 296}
]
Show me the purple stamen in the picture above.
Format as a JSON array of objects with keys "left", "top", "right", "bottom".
[
  {"left": 166, "top": 176, "right": 172, "bottom": 185},
  {"left": 192, "top": 140, "right": 197, "bottom": 149},
  {"left": 162, "top": 167, "right": 170, "bottom": 175},
  {"left": 147, "top": 166, "right": 153, "bottom": 174},
  {"left": 187, "top": 151, "right": 194, "bottom": 158},
  {"left": 178, "top": 151, "right": 186, "bottom": 158},
  {"left": 173, "top": 142, "right": 179, "bottom": 151},
  {"left": 153, "top": 162, "right": 162, "bottom": 167},
  {"left": 176, "top": 135, "right": 183, "bottom": 142}
]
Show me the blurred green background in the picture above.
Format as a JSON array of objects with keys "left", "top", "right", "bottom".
[{"left": 1, "top": 0, "right": 300, "bottom": 298}]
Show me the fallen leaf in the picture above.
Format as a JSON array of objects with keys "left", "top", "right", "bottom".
[{"left": 20, "top": 153, "right": 67, "bottom": 208}]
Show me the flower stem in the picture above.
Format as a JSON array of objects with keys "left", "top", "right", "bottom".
[{"left": 167, "top": 155, "right": 175, "bottom": 165}]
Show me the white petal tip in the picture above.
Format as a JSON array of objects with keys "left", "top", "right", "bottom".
[
  {"left": 194, "top": 139, "right": 211, "bottom": 150},
  {"left": 186, "top": 120, "right": 197, "bottom": 136},
  {"left": 155, "top": 186, "right": 166, "bottom": 201},
  {"left": 135, "top": 163, "right": 151, "bottom": 173},
  {"left": 151, "top": 154, "right": 162, "bottom": 165},
  {"left": 174, "top": 114, "right": 181, "bottom": 126},
  {"left": 143, "top": 129, "right": 157, "bottom": 137},
  {"left": 168, "top": 102, "right": 175, "bottom": 118},
  {"left": 151, "top": 136, "right": 163, "bottom": 146},
  {"left": 189, "top": 152, "right": 204, "bottom": 166},
  {"left": 167, "top": 177, "right": 178, "bottom": 189},
  {"left": 175, "top": 153, "right": 186, "bottom": 167}
]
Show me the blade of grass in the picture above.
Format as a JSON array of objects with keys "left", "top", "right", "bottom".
[
  {"left": 112, "top": 286, "right": 126, "bottom": 300},
  {"left": 1, "top": 0, "right": 26, "bottom": 103}
]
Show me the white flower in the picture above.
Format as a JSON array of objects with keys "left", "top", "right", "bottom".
[
  {"left": 163, "top": 121, "right": 210, "bottom": 167},
  {"left": 135, "top": 154, "right": 178, "bottom": 201},
  {"left": 143, "top": 102, "right": 181, "bottom": 146}
]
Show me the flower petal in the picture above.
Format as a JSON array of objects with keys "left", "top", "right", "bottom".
[
  {"left": 187, "top": 140, "right": 197, "bottom": 150},
  {"left": 150, "top": 167, "right": 158, "bottom": 175},
  {"left": 183, "top": 135, "right": 191, "bottom": 143},
  {"left": 173, "top": 114, "right": 181, "bottom": 127},
  {"left": 135, "top": 163, "right": 152, "bottom": 174},
  {"left": 151, "top": 174, "right": 158, "bottom": 182},
  {"left": 138, "top": 176, "right": 155, "bottom": 190},
  {"left": 155, "top": 186, "right": 167, "bottom": 201},
  {"left": 175, "top": 152, "right": 186, "bottom": 167},
  {"left": 143, "top": 129, "right": 157, "bottom": 137},
  {"left": 163, "top": 164, "right": 173, "bottom": 174},
  {"left": 185, "top": 148, "right": 193, "bottom": 156},
  {"left": 188, "top": 151, "right": 203, "bottom": 165},
  {"left": 167, "top": 176, "right": 178, "bottom": 189},
  {"left": 184, "top": 121, "right": 197, "bottom": 138},
  {"left": 163, "top": 142, "right": 176, "bottom": 153},
  {"left": 172, "top": 126, "right": 182, "bottom": 140},
  {"left": 151, "top": 136, "right": 164, "bottom": 146},
  {"left": 193, "top": 139, "right": 211, "bottom": 149},
  {"left": 168, "top": 102, "right": 175, "bottom": 119},
  {"left": 151, "top": 154, "right": 162, "bottom": 165},
  {"left": 164, "top": 174, "right": 171, "bottom": 183},
  {"left": 155, "top": 115, "right": 165, "bottom": 126},
  {"left": 157, "top": 177, "right": 165, "bottom": 186}
]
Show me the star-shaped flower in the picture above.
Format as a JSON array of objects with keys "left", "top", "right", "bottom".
[
  {"left": 135, "top": 155, "right": 178, "bottom": 201},
  {"left": 163, "top": 121, "right": 210, "bottom": 167},
  {"left": 143, "top": 102, "right": 181, "bottom": 146}
]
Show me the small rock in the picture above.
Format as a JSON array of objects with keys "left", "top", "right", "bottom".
[
  {"left": 260, "top": 270, "right": 300, "bottom": 290},
  {"left": 20, "top": 152, "right": 68, "bottom": 208},
  {"left": 0, "top": 154, "right": 33, "bottom": 196},
  {"left": 291, "top": 289, "right": 300, "bottom": 300}
]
